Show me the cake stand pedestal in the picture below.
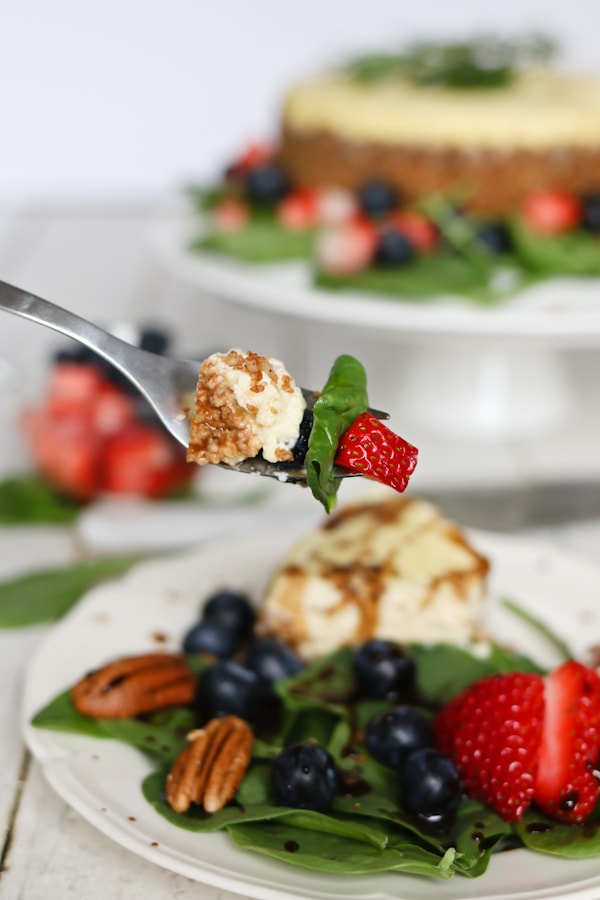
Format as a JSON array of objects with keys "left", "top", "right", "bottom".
[{"left": 394, "top": 341, "right": 573, "bottom": 441}]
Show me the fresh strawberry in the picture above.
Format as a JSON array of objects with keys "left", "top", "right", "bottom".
[
  {"left": 387, "top": 210, "right": 439, "bottom": 253},
  {"left": 46, "top": 361, "right": 106, "bottom": 416},
  {"left": 229, "top": 142, "right": 274, "bottom": 176},
  {"left": 276, "top": 188, "right": 319, "bottom": 230},
  {"left": 100, "top": 421, "right": 194, "bottom": 499},
  {"left": 92, "top": 383, "right": 137, "bottom": 435},
  {"left": 435, "top": 672, "right": 545, "bottom": 822},
  {"left": 316, "top": 188, "right": 359, "bottom": 226},
  {"left": 315, "top": 219, "right": 377, "bottom": 276},
  {"left": 212, "top": 199, "right": 250, "bottom": 233},
  {"left": 520, "top": 190, "right": 582, "bottom": 235},
  {"left": 534, "top": 660, "right": 600, "bottom": 824},
  {"left": 334, "top": 412, "right": 418, "bottom": 492},
  {"left": 224, "top": 143, "right": 275, "bottom": 184},
  {"left": 22, "top": 411, "right": 100, "bottom": 499}
]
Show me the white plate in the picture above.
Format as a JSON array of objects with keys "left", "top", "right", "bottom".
[
  {"left": 22, "top": 526, "right": 600, "bottom": 900},
  {"left": 153, "top": 216, "right": 600, "bottom": 347}
]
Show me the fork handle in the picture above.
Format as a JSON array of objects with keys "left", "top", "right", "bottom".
[{"left": 0, "top": 279, "right": 140, "bottom": 373}]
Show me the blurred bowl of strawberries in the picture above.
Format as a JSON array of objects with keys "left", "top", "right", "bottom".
[{"left": 20, "top": 325, "right": 198, "bottom": 503}]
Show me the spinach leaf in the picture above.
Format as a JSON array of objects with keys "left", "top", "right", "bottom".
[
  {"left": 509, "top": 217, "right": 600, "bottom": 276},
  {"left": 0, "top": 474, "right": 84, "bottom": 524},
  {"left": 410, "top": 642, "right": 544, "bottom": 704},
  {"left": 515, "top": 807, "right": 600, "bottom": 858},
  {"left": 0, "top": 555, "right": 141, "bottom": 627},
  {"left": 32, "top": 690, "right": 194, "bottom": 760},
  {"left": 192, "top": 220, "right": 316, "bottom": 263},
  {"left": 304, "top": 355, "right": 368, "bottom": 512},
  {"left": 315, "top": 255, "right": 536, "bottom": 304},
  {"left": 227, "top": 819, "right": 456, "bottom": 877}
]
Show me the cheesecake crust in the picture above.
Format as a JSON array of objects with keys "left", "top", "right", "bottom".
[{"left": 278, "top": 125, "right": 600, "bottom": 215}]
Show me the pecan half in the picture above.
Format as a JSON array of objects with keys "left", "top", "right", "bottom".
[
  {"left": 166, "top": 715, "right": 253, "bottom": 814},
  {"left": 71, "top": 652, "right": 196, "bottom": 718}
]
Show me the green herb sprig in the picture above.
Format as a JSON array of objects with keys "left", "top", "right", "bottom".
[{"left": 344, "top": 34, "right": 556, "bottom": 89}]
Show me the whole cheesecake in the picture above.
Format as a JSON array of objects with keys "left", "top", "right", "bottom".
[{"left": 278, "top": 70, "right": 600, "bottom": 214}]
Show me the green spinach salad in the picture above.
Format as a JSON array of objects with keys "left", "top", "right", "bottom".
[{"left": 31, "top": 580, "right": 600, "bottom": 885}]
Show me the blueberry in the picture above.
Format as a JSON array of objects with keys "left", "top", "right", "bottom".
[
  {"left": 581, "top": 193, "right": 600, "bottom": 234},
  {"left": 139, "top": 326, "right": 170, "bottom": 356},
  {"left": 292, "top": 408, "right": 314, "bottom": 466},
  {"left": 53, "top": 344, "right": 98, "bottom": 365},
  {"left": 182, "top": 619, "right": 238, "bottom": 659},
  {"left": 353, "top": 640, "right": 415, "bottom": 698},
  {"left": 277, "top": 408, "right": 313, "bottom": 468},
  {"left": 374, "top": 230, "right": 415, "bottom": 266},
  {"left": 245, "top": 164, "right": 290, "bottom": 204},
  {"left": 272, "top": 742, "right": 338, "bottom": 812},
  {"left": 401, "top": 748, "right": 461, "bottom": 818},
  {"left": 476, "top": 221, "right": 513, "bottom": 254},
  {"left": 244, "top": 637, "right": 303, "bottom": 685},
  {"left": 195, "top": 660, "right": 260, "bottom": 720},
  {"left": 365, "top": 706, "right": 434, "bottom": 769},
  {"left": 358, "top": 179, "right": 399, "bottom": 218},
  {"left": 203, "top": 590, "right": 256, "bottom": 641}
]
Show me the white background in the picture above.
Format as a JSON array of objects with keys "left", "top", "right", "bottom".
[{"left": 2, "top": 0, "right": 600, "bottom": 207}]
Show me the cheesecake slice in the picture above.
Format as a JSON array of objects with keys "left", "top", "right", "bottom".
[
  {"left": 187, "top": 349, "right": 305, "bottom": 467},
  {"left": 258, "top": 495, "right": 489, "bottom": 659}
]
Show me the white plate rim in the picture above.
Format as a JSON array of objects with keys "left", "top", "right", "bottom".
[{"left": 21, "top": 526, "right": 600, "bottom": 900}]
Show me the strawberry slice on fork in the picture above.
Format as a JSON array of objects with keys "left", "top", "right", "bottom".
[{"left": 334, "top": 412, "right": 418, "bottom": 492}]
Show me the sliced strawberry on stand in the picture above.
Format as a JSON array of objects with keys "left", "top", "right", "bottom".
[
  {"left": 276, "top": 188, "right": 319, "bottom": 231},
  {"left": 534, "top": 660, "right": 600, "bottom": 824},
  {"left": 211, "top": 199, "right": 250, "bottom": 233},
  {"left": 334, "top": 412, "right": 418, "bottom": 493},
  {"left": 520, "top": 190, "right": 583, "bottom": 235},
  {"left": 316, "top": 187, "right": 359, "bottom": 227},
  {"left": 435, "top": 672, "right": 545, "bottom": 822},
  {"left": 315, "top": 218, "right": 377, "bottom": 276},
  {"left": 387, "top": 210, "right": 439, "bottom": 253},
  {"left": 226, "top": 142, "right": 275, "bottom": 180}
]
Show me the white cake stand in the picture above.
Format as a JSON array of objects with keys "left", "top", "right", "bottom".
[{"left": 152, "top": 215, "right": 600, "bottom": 441}]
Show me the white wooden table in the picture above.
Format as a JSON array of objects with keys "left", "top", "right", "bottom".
[{"left": 2, "top": 206, "right": 600, "bottom": 898}]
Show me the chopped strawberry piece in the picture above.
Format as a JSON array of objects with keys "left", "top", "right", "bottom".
[
  {"left": 334, "top": 412, "right": 418, "bottom": 492},
  {"left": 520, "top": 190, "right": 582, "bottom": 235},
  {"left": 276, "top": 188, "right": 319, "bottom": 230},
  {"left": 315, "top": 219, "right": 377, "bottom": 276},
  {"left": 316, "top": 188, "right": 359, "bottom": 226},
  {"left": 435, "top": 672, "right": 545, "bottom": 822},
  {"left": 387, "top": 210, "right": 439, "bottom": 253},
  {"left": 100, "top": 422, "right": 194, "bottom": 499},
  {"left": 534, "top": 660, "right": 600, "bottom": 824},
  {"left": 212, "top": 199, "right": 250, "bottom": 233}
]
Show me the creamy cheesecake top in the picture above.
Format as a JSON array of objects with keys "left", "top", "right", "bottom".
[{"left": 283, "top": 70, "right": 600, "bottom": 149}]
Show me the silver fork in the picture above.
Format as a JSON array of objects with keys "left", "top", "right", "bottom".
[{"left": 0, "top": 280, "right": 388, "bottom": 483}]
